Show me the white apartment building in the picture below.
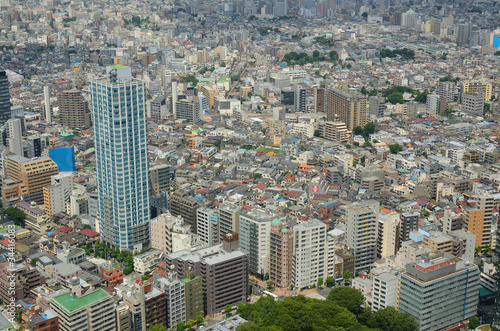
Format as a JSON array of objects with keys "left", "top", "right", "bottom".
[{"left": 292, "top": 219, "right": 327, "bottom": 290}]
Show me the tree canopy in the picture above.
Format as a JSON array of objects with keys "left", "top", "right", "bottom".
[
  {"left": 389, "top": 144, "right": 403, "bottom": 154},
  {"left": 236, "top": 289, "right": 417, "bottom": 331},
  {"left": 147, "top": 325, "right": 167, "bottom": 331},
  {"left": 2, "top": 207, "right": 25, "bottom": 227}
]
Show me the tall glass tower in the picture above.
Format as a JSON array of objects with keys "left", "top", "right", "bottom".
[
  {"left": 91, "top": 65, "right": 150, "bottom": 250},
  {"left": 0, "top": 70, "right": 11, "bottom": 127}
]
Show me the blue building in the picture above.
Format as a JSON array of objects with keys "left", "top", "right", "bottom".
[
  {"left": 91, "top": 65, "right": 150, "bottom": 250},
  {"left": 49, "top": 147, "right": 76, "bottom": 171}
]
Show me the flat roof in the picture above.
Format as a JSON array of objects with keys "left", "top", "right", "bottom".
[
  {"left": 52, "top": 289, "right": 109, "bottom": 312},
  {"left": 109, "top": 64, "right": 127, "bottom": 69}
]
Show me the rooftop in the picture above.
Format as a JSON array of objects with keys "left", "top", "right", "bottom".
[{"left": 51, "top": 289, "right": 109, "bottom": 312}]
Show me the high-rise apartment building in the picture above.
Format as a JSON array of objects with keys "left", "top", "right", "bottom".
[
  {"left": 176, "top": 97, "right": 201, "bottom": 122},
  {"left": 181, "top": 270, "right": 204, "bottom": 322},
  {"left": 2, "top": 155, "right": 59, "bottom": 203},
  {"left": 25, "top": 135, "right": 43, "bottom": 158},
  {"left": 0, "top": 70, "right": 10, "bottom": 127},
  {"left": 399, "top": 253, "right": 479, "bottom": 331},
  {"left": 170, "top": 188, "right": 200, "bottom": 233},
  {"left": 269, "top": 219, "right": 293, "bottom": 288},
  {"left": 148, "top": 96, "right": 168, "bottom": 121},
  {"left": 323, "top": 121, "right": 350, "bottom": 143},
  {"left": 463, "top": 194, "right": 494, "bottom": 247},
  {"left": 218, "top": 203, "right": 241, "bottom": 241},
  {"left": 438, "top": 81, "right": 455, "bottom": 103},
  {"left": 325, "top": 87, "right": 367, "bottom": 131},
  {"left": 153, "top": 273, "right": 185, "bottom": 330},
  {"left": 165, "top": 233, "right": 248, "bottom": 316},
  {"left": 345, "top": 200, "right": 379, "bottom": 274},
  {"left": 239, "top": 208, "right": 280, "bottom": 278},
  {"left": 5, "top": 118, "right": 23, "bottom": 156},
  {"left": 292, "top": 219, "right": 327, "bottom": 290},
  {"left": 149, "top": 163, "right": 170, "bottom": 195},
  {"left": 368, "top": 96, "right": 385, "bottom": 117},
  {"left": 370, "top": 269, "right": 400, "bottom": 312},
  {"left": 43, "top": 184, "right": 65, "bottom": 217},
  {"left": 0, "top": 264, "right": 45, "bottom": 302},
  {"left": 462, "top": 93, "right": 484, "bottom": 116},
  {"left": 400, "top": 212, "right": 419, "bottom": 244},
  {"left": 455, "top": 23, "right": 472, "bottom": 46},
  {"left": 91, "top": 65, "right": 150, "bottom": 250},
  {"left": 197, "top": 208, "right": 220, "bottom": 245},
  {"left": 462, "top": 80, "right": 492, "bottom": 101},
  {"left": 425, "top": 94, "right": 440, "bottom": 114},
  {"left": 58, "top": 89, "right": 91, "bottom": 128},
  {"left": 377, "top": 210, "right": 399, "bottom": 258}
]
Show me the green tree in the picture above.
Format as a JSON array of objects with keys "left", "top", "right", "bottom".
[
  {"left": 469, "top": 316, "right": 480, "bottom": 329},
  {"left": 176, "top": 321, "right": 185, "bottom": 331},
  {"left": 389, "top": 144, "right": 403, "bottom": 154},
  {"left": 236, "top": 322, "right": 261, "bottom": 331},
  {"left": 314, "top": 129, "right": 321, "bottom": 137},
  {"left": 344, "top": 271, "right": 351, "bottom": 281},
  {"left": 363, "top": 141, "right": 372, "bottom": 148},
  {"left": 318, "top": 277, "right": 323, "bottom": 287},
  {"left": 254, "top": 173, "right": 262, "bottom": 179},
  {"left": 2, "top": 207, "right": 26, "bottom": 227},
  {"left": 312, "top": 50, "right": 320, "bottom": 58},
  {"left": 327, "top": 287, "right": 364, "bottom": 315},
  {"left": 148, "top": 325, "right": 167, "bottom": 331},
  {"left": 360, "top": 86, "right": 368, "bottom": 95},
  {"left": 363, "top": 122, "right": 376, "bottom": 136},
  {"left": 225, "top": 304, "right": 232, "bottom": 314},
  {"left": 353, "top": 126, "right": 364, "bottom": 136},
  {"left": 252, "top": 296, "right": 279, "bottom": 327},
  {"left": 220, "top": 62, "right": 226, "bottom": 67},
  {"left": 326, "top": 276, "right": 334, "bottom": 287},
  {"left": 387, "top": 92, "right": 404, "bottom": 104},
  {"left": 196, "top": 315, "right": 204, "bottom": 324},
  {"left": 415, "top": 90, "right": 429, "bottom": 103},
  {"left": 30, "top": 258, "right": 39, "bottom": 267},
  {"left": 367, "top": 306, "right": 418, "bottom": 331},
  {"left": 362, "top": 12, "right": 368, "bottom": 18},
  {"left": 231, "top": 75, "right": 240, "bottom": 82},
  {"left": 485, "top": 103, "right": 491, "bottom": 113},
  {"left": 186, "top": 320, "right": 195, "bottom": 330}
]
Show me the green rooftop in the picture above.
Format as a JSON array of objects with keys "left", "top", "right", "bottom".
[
  {"left": 0, "top": 225, "right": 19, "bottom": 233},
  {"left": 109, "top": 64, "right": 127, "bottom": 69},
  {"left": 218, "top": 74, "right": 227, "bottom": 83},
  {"left": 181, "top": 275, "right": 201, "bottom": 283},
  {"left": 52, "top": 289, "right": 109, "bottom": 313}
]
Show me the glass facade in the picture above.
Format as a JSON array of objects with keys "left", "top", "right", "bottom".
[{"left": 91, "top": 69, "right": 150, "bottom": 250}]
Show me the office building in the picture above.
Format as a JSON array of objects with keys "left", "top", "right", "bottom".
[
  {"left": 121, "top": 281, "right": 167, "bottom": 331},
  {"left": 149, "top": 164, "right": 170, "bottom": 195},
  {"left": 170, "top": 188, "right": 200, "bottom": 233},
  {"left": 269, "top": 219, "right": 293, "bottom": 288},
  {"left": 323, "top": 121, "right": 350, "bottom": 143},
  {"left": 370, "top": 269, "right": 400, "bottom": 312},
  {"left": 325, "top": 87, "right": 367, "bottom": 131},
  {"left": 218, "top": 203, "right": 241, "bottom": 241},
  {"left": 462, "top": 93, "right": 484, "bottom": 116},
  {"left": 91, "top": 65, "right": 150, "bottom": 250},
  {"left": 399, "top": 253, "right": 479, "bottom": 331},
  {"left": 239, "top": 208, "right": 280, "bottom": 278},
  {"left": 315, "top": 87, "right": 325, "bottom": 112},
  {"left": 50, "top": 281, "right": 115, "bottom": 331},
  {"left": 0, "top": 70, "right": 10, "bottom": 127},
  {"left": 2, "top": 155, "right": 59, "bottom": 203},
  {"left": 369, "top": 96, "right": 385, "bottom": 117},
  {"left": 197, "top": 208, "right": 220, "bottom": 245},
  {"left": 281, "top": 88, "right": 295, "bottom": 106},
  {"left": 58, "top": 89, "right": 91, "bottom": 128},
  {"left": 292, "top": 219, "right": 326, "bottom": 290},
  {"left": 345, "top": 200, "right": 379, "bottom": 274},
  {"left": 176, "top": 97, "right": 201, "bottom": 122},
  {"left": 165, "top": 233, "right": 248, "bottom": 316}
]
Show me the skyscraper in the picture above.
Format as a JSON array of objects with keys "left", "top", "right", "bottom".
[
  {"left": 0, "top": 71, "right": 10, "bottom": 127},
  {"left": 91, "top": 65, "right": 150, "bottom": 250}
]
